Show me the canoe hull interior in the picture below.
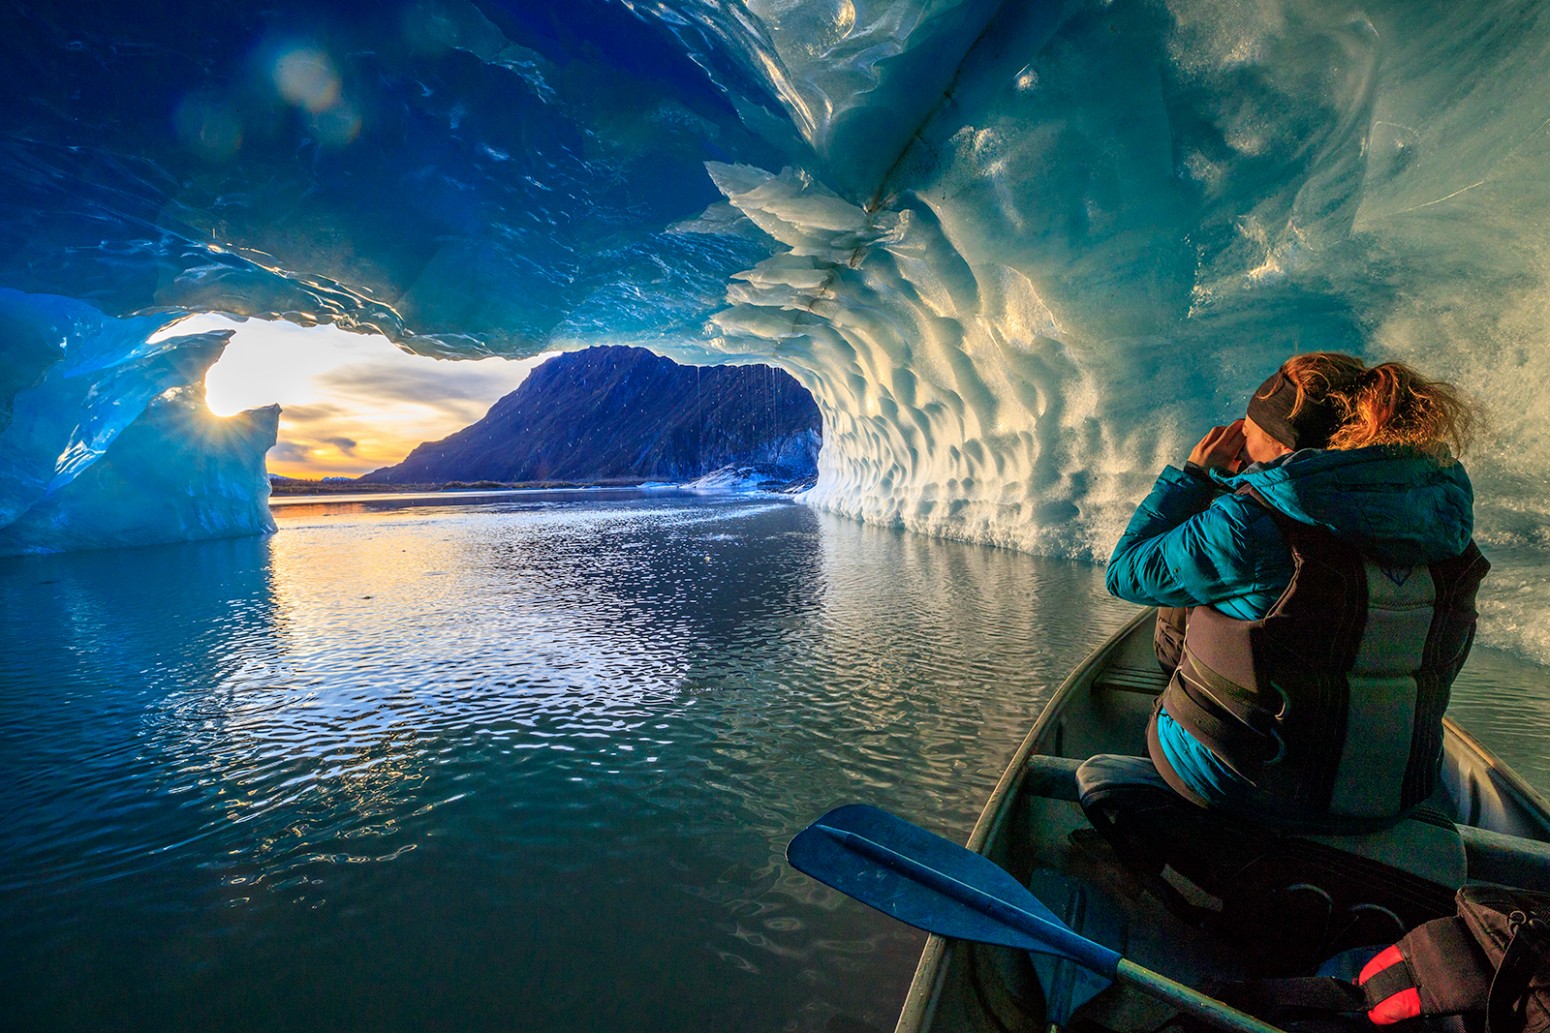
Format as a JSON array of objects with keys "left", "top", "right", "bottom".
[{"left": 896, "top": 608, "right": 1550, "bottom": 1033}]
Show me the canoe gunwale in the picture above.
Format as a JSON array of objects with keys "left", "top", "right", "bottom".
[
  {"left": 891, "top": 605, "right": 1550, "bottom": 1033},
  {"left": 893, "top": 608, "right": 1156, "bottom": 1033},
  {"left": 1442, "top": 715, "right": 1550, "bottom": 827}
]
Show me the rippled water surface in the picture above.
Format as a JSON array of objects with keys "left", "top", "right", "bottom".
[
  {"left": 0, "top": 492, "right": 1133, "bottom": 1032},
  {"left": 2, "top": 490, "right": 1546, "bottom": 1033}
]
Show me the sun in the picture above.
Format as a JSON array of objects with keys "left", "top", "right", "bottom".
[{"left": 155, "top": 316, "right": 547, "bottom": 479}]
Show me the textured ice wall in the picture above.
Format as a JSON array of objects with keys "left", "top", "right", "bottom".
[
  {"left": 4, "top": 1, "right": 1550, "bottom": 656},
  {"left": 699, "top": 163, "right": 1122, "bottom": 555},
  {"left": 657, "top": 1, "right": 1550, "bottom": 661},
  {"left": 675, "top": 2, "right": 1550, "bottom": 551}
]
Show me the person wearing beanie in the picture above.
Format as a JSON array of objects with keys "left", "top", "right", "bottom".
[{"left": 1102, "top": 352, "right": 1487, "bottom": 830}]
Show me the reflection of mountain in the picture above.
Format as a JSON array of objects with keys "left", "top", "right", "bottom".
[{"left": 360, "top": 347, "right": 821, "bottom": 486}]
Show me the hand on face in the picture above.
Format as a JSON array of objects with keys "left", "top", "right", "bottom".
[{"left": 1188, "top": 419, "right": 1247, "bottom": 475}]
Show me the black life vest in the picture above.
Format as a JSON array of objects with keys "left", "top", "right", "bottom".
[{"left": 1150, "top": 487, "right": 1490, "bottom": 829}]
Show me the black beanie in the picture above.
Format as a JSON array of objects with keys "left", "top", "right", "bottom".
[{"left": 1246, "top": 369, "right": 1341, "bottom": 450}]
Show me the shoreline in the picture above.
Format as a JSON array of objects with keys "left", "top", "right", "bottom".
[
  {"left": 268, "top": 472, "right": 817, "bottom": 505},
  {"left": 267, "top": 477, "right": 652, "bottom": 497},
  {"left": 267, "top": 483, "right": 679, "bottom": 507}
]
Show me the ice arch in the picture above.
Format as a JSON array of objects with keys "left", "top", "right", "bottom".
[{"left": 3, "top": 1, "right": 1550, "bottom": 655}]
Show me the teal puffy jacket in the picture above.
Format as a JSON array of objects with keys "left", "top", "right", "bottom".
[{"left": 1106, "top": 445, "right": 1475, "bottom": 619}]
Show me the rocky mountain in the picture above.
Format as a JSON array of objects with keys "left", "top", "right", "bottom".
[{"left": 359, "top": 347, "right": 820, "bottom": 486}]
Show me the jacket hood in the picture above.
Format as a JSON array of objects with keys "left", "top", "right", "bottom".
[{"left": 1216, "top": 446, "right": 1475, "bottom": 564}]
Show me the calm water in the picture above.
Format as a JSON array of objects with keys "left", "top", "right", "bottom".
[{"left": 2, "top": 490, "right": 1546, "bottom": 1033}]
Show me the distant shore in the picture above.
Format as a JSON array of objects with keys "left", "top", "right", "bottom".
[{"left": 267, "top": 478, "right": 654, "bottom": 496}]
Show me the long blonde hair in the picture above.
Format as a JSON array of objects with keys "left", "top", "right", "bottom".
[{"left": 1275, "top": 352, "right": 1473, "bottom": 461}]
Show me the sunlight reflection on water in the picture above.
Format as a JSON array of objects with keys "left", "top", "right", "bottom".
[{"left": 0, "top": 490, "right": 1545, "bottom": 1032}]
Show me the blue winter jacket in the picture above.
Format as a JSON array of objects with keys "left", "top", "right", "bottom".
[
  {"left": 1107, "top": 446, "right": 1475, "bottom": 818},
  {"left": 1106, "top": 445, "right": 1475, "bottom": 618}
]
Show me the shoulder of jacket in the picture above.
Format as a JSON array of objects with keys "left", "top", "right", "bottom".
[
  {"left": 1207, "top": 488, "right": 1290, "bottom": 544},
  {"left": 1210, "top": 487, "right": 1272, "bottom": 518}
]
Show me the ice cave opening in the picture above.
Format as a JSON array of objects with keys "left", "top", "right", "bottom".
[
  {"left": 3, "top": 1, "right": 1550, "bottom": 662},
  {"left": 189, "top": 316, "right": 540, "bottom": 481}
]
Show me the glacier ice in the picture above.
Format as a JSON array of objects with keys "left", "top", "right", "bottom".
[
  {"left": 0, "top": 289, "right": 278, "bottom": 555},
  {"left": 3, "top": 1, "right": 1550, "bottom": 659}
]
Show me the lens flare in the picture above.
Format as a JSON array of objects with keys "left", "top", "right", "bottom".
[{"left": 272, "top": 47, "right": 340, "bottom": 114}]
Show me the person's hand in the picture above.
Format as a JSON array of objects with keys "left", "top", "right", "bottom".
[{"left": 1187, "top": 420, "right": 1247, "bottom": 475}]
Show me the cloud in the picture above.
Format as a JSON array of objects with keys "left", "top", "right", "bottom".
[
  {"left": 195, "top": 318, "right": 549, "bottom": 477},
  {"left": 318, "top": 361, "right": 525, "bottom": 417},
  {"left": 266, "top": 434, "right": 374, "bottom": 476},
  {"left": 278, "top": 403, "right": 347, "bottom": 425}
]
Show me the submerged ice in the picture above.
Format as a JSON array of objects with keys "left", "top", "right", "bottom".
[{"left": 3, "top": 1, "right": 1550, "bottom": 657}]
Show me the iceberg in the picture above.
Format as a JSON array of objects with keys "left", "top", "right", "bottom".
[
  {"left": 0, "top": 290, "right": 278, "bottom": 554},
  {"left": 2, "top": 1, "right": 1549, "bottom": 657}
]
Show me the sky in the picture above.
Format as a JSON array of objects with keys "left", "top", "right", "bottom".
[{"left": 167, "top": 316, "right": 551, "bottom": 479}]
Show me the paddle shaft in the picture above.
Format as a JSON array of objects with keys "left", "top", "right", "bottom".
[{"left": 1117, "top": 960, "right": 1286, "bottom": 1033}]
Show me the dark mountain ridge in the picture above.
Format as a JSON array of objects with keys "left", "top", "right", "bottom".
[{"left": 360, "top": 347, "right": 821, "bottom": 486}]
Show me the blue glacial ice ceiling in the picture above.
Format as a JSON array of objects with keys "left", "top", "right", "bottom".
[{"left": 4, "top": 1, "right": 1550, "bottom": 655}]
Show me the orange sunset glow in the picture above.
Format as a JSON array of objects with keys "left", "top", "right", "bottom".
[{"left": 169, "top": 316, "right": 549, "bottom": 479}]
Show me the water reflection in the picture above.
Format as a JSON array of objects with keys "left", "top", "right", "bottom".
[
  {"left": 0, "top": 537, "right": 277, "bottom": 890},
  {"left": 2, "top": 491, "right": 1545, "bottom": 1033}
]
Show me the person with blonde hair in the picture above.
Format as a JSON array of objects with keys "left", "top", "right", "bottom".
[{"left": 1102, "top": 352, "right": 1488, "bottom": 831}]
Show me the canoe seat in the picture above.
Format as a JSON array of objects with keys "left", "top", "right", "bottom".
[
  {"left": 1074, "top": 754, "right": 1461, "bottom": 975},
  {"left": 1091, "top": 665, "right": 1170, "bottom": 696}
]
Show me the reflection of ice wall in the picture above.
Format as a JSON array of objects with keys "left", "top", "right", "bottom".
[{"left": 3, "top": 2, "right": 1550, "bottom": 656}]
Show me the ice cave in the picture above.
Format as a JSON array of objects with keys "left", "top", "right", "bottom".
[{"left": 3, "top": 0, "right": 1550, "bottom": 659}]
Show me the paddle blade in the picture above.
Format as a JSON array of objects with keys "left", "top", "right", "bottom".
[
  {"left": 790, "top": 805, "right": 1288, "bottom": 1033},
  {"left": 1026, "top": 875, "right": 1119, "bottom": 1025},
  {"left": 1039, "top": 954, "right": 1113, "bottom": 1026},
  {"left": 787, "top": 804, "right": 1121, "bottom": 977}
]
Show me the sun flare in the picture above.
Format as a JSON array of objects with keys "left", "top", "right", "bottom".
[{"left": 162, "top": 316, "right": 545, "bottom": 479}]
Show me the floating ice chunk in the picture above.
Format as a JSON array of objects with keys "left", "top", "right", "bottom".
[
  {"left": 0, "top": 390, "right": 278, "bottom": 556},
  {"left": 0, "top": 291, "right": 276, "bottom": 556},
  {"left": 679, "top": 464, "right": 811, "bottom": 494}
]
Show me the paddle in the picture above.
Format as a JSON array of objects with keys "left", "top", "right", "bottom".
[{"left": 787, "top": 804, "right": 1288, "bottom": 1033}]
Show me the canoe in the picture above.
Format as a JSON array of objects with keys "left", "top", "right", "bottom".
[{"left": 895, "top": 607, "right": 1550, "bottom": 1033}]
